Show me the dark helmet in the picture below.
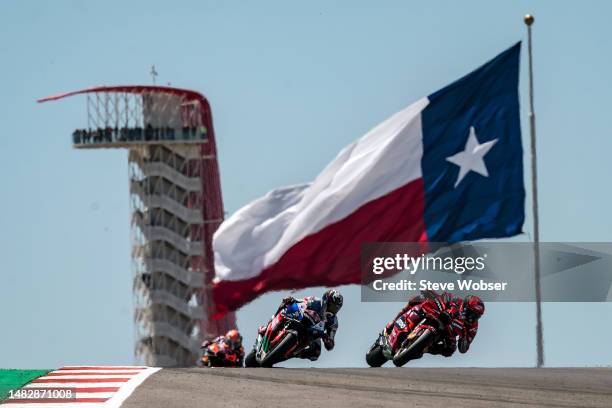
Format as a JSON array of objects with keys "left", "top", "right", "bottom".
[
  {"left": 462, "top": 295, "right": 485, "bottom": 321},
  {"left": 323, "top": 289, "right": 343, "bottom": 314}
]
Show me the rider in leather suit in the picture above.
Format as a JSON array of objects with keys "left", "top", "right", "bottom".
[
  {"left": 270, "top": 289, "right": 343, "bottom": 361},
  {"left": 384, "top": 290, "right": 484, "bottom": 357}
]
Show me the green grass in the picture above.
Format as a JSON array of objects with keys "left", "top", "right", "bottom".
[{"left": 0, "top": 369, "right": 52, "bottom": 401}]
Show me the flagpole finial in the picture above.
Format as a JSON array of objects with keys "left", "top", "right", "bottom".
[{"left": 524, "top": 14, "right": 535, "bottom": 26}]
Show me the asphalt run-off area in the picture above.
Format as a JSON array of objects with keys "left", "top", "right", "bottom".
[{"left": 122, "top": 367, "right": 612, "bottom": 408}]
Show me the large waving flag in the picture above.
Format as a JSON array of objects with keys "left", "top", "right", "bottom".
[{"left": 213, "top": 43, "right": 524, "bottom": 314}]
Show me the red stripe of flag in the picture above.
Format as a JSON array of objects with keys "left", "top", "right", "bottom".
[{"left": 213, "top": 179, "right": 426, "bottom": 314}]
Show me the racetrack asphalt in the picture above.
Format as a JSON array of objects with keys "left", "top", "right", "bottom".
[{"left": 121, "top": 367, "right": 612, "bottom": 408}]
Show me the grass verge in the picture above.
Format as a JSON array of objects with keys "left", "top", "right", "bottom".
[{"left": 0, "top": 369, "right": 52, "bottom": 401}]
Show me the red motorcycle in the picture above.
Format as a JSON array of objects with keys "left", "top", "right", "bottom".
[
  {"left": 366, "top": 293, "right": 460, "bottom": 367},
  {"left": 245, "top": 302, "right": 322, "bottom": 367},
  {"left": 200, "top": 338, "right": 242, "bottom": 367}
]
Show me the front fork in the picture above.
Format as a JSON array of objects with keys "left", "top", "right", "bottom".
[
  {"left": 379, "top": 332, "right": 394, "bottom": 359},
  {"left": 253, "top": 332, "right": 264, "bottom": 361}
]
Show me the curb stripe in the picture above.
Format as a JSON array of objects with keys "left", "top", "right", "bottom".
[
  {"left": 45, "top": 373, "right": 140, "bottom": 377},
  {"left": 37, "top": 376, "right": 137, "bottom": 380},
  {"left": 32, "top": 378, "right": 130, "bottom": 384},
  {"left": 4, "top": 398, "right": 109, "bottom": 404},
  {"left": 104, "top": 367, "right": 160, "bottom": 408},
  {"left": 67, "top": 388, "right": 119, "bottom": 393},
  {"left": 3, "top": 366, "right": 159, "bottom": 407},
  {"left": 2, "top": 387, "right": 118, "bottom": 393},
  {"left": 57, "top": 367, "right": 145, "bottom": 371},
  {"left": 24, "top": 383, "right": 127, "bottom": 388}
]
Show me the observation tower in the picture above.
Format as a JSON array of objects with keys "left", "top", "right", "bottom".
[{"left": 39, "top": 85, "right": 236, "bottom": 366}]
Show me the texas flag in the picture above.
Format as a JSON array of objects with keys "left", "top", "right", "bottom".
[{"left": 212, "top": 43, "right": 524, "bottom": 314}]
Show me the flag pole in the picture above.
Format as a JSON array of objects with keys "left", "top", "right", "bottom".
[{"left": 524, "top": 13, "right": 544, "bottom": 368}]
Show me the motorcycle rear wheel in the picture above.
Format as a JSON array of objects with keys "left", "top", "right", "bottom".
[
  {"left": 392, "top": 329, "right": 434, "bottom": 367},
  {"left": 259, "top": 332, "right": 297, "bottom": 368}
]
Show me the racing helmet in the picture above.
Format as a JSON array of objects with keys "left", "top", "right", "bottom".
[
  {"left": 225, "top": 329, "right": 243, "bottom": 347},
  {"left": 462, "top": 295, "right": 485, "bottom": 321},
  {"left": 323, "top": 289, "right": 343, "bottom": 314}
]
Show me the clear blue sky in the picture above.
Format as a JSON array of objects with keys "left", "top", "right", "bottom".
[{"left": 1, "top": 0, "right": 611, "bottom": 368}]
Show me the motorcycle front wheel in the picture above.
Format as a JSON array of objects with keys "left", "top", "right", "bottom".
[
  {"left": 244, "top": 350, "right": 259, "bottom": 367},
  {"left": 365, "top": 341, "right": 387, "bottom": 367},
  {"left": 392, "top": 329, "right": 434, "bottom": 367},
  {"left": 259, "top": 331, "right": 297, "bottom": 368}
]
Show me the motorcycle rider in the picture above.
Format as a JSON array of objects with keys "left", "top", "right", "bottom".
[
  {"left": 201, "top": 329, "right": 245, "bottom": 366},
  {"left": 454, "top": 295, "right": 485, "bottom": 353},
  {"left": 383, "top": 290, "right": 484, "bottom": 357},
  {"left": 263, "top": 289, "right": 343, "bottom": 361}
]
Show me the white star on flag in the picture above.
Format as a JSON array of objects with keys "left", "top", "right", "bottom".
[{"left": 446, "top": 126, "right": 498, "bottom": 188}]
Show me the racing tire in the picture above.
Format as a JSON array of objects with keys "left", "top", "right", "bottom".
[
  {"left": 244, "top": 350, "right": 259, "bottom": 367},
  {"left": 392, "top": 329, "right": 434, "bottom": 367},
  {"left": 365, "top": 343, "right": 386, "bottom": 367},
  {"left": 260, "top": 331, "right": 297, "bottom": 368}
]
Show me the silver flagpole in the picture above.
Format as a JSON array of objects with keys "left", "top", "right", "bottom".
[{"left": 524, "top": 14, "right": 544, "bottom": 368}]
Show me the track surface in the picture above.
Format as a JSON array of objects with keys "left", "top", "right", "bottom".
[{"left": 122, "top": 367, "right": 612, "bottom": 408}]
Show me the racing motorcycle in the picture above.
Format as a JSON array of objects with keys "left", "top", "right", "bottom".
[
  {"left": 245, "top": 302, "right": 323, "bottom": 367},
  {"left": 366, "top": 293, "right": 461, "bottom": 367},
  {"left": 200, "top": 339, "right": 241, "bottom": 367}
]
